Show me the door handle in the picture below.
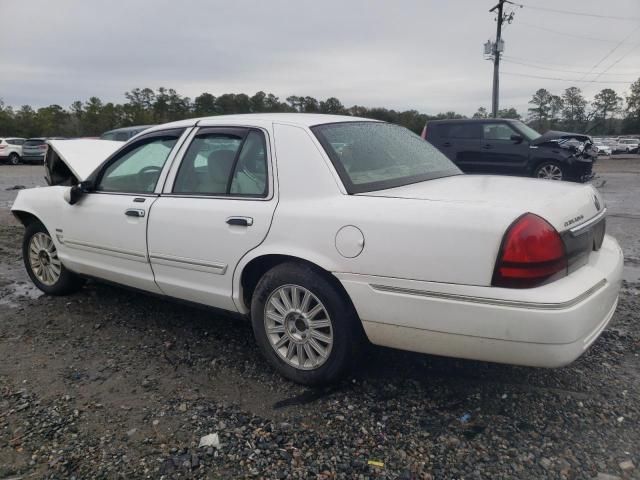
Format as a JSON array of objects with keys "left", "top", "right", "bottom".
[
  {"left": 482, "top": 144, "right": 493, "bottom": 149},
  {"left": 442, "top": 142, "right": 452, "bottom": 147},
  {"left": 125, "top": 209, "right": 145, "bottom": 218},
  {"left": 226, "top": 216, "right": 253, "bottom": 227}
]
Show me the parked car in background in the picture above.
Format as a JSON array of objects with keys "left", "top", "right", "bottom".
[
  {"left": 0, "top": 137, "right": 25, "bottom": 164},
  {"left": 425, "top": 119, "right": 596, "bottom": 182},
  {"left": 100, "top": 125, "right": 154, "bottom": 142},
  {"left": 22, "top": 138, "right": 49, "bottom": 163},
  {"left": 615, "top": 138, "right": 639, "bottom": 154},
  {"left": 11, "top": 114, "right": 622, "bottom": 385},
  {"left": 593, "top": 140, "right": 612, "bottom": 156}
]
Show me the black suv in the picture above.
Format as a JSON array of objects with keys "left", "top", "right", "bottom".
[{"left": 425, "top": 119, "right": 596, "bottom": 182}]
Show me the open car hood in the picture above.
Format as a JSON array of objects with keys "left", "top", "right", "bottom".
[{"left": 45, "top": 139, "right": 122, "bottom": 186}]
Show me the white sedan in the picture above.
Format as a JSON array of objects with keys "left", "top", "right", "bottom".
[{"left": 11, "top": 114, "right": 623, "bottom": 385}]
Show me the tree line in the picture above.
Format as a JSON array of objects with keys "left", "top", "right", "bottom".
[
  {"left": 474, "top": 81, "right": 640, "bottom": 135},
  {"left": 1, "top": 79, "right": 639, "bottom": 138}
]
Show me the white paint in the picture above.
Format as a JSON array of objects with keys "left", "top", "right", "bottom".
[{"left": 12, "top": 113, "right": 624, "bottom": 369}]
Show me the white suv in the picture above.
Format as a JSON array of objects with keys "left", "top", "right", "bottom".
[{"left": 0, "top": 137, "right": 26, "bottom": 165}]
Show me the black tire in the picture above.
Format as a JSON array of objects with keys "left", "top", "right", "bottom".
[
  {"left": 8, "top": 153, "right": 20, "bottom": 165},
  {"left": 22, "top": 221, "right": 84, "bottom": 295},
  {"left": 534, "top": 161, "right": 564, "bottom": 181},
  {"left": 250, "top": 262, "right": 361, "bottom": 386}
]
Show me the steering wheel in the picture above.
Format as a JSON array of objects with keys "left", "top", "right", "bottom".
[{"left": 137, "top": 165, "right": 162, "bottom": 191}]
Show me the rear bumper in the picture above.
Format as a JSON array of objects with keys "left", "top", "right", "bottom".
[
  {"left": 21, "top": 155, "right": 44, "bottom": 162},
  {"left": 336, "top": 235, "right": 623, "bottom": 368}
]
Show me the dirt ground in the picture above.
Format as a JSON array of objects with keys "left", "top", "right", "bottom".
[{"left": 0, "top": 159, "right": 639, "bottom": 479}]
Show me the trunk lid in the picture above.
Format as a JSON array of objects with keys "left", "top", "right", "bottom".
[
  {"left": 360, "top": 174, "right": 604, "bottom": 233},
  {"left": 44, "top": 139, "right": 122, "bottom": 185}
]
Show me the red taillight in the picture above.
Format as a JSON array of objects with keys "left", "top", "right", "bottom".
[
  {"left": 492, "top": 213, "right": 567, "bottom": 288},
  {"left": 0, "top": 145, "right": 5, "bottom": 149}
]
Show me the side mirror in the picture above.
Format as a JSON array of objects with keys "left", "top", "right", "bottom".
[
  {"left": 510, "top": 134, "right": 524, "bottom": 144},
  {"left": 64, "top": 181, "right": 93, "bottom": 205}
]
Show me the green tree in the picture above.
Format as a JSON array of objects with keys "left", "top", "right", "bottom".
[
  {"left": 472, "top": 107, "right": 489, "bottom": 119},
  {"left": 623, "top": 78, "right": 640, "bottom": 133},
  {"left": 193, "top": 93, "right": 218, "bottom": 116},
  {"left": 527, "top": 88, "right": 553, "bottom": 130},
  {"left": 561, "top": 86, "right": 587, "bottom": 131},
  {"left": 592, "top": 88, "right": 622, "bottom": 133},
  {"left": 319, "top": 97, "right": 345, "bottom": 114},
  {"left": 497, "top": 107, "right": 520, "bottom": 119}
]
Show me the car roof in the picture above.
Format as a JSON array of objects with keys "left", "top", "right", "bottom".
[
  {"left": 143, "top": 113, "right": 378, "bottom": 134},
  {"left": 103, "top": 125, "right": 155, "bottom": 134},
  {"left": 427, "top": 118, "right": 519, "bottom": 124}
]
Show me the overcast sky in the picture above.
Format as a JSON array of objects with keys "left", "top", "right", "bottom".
[{"left": 1, "top": 0, "right": 639, "bottom": 116}]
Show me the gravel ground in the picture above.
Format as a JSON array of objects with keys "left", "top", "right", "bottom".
[{"left": 0, "top": 161, "right": 639, "bottom": 479}]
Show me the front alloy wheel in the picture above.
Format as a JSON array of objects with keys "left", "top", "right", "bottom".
[
  {"left": 28, "top": 232, "right": 62, "bottom": 286},
  {"left": 535, "top": 162, "right": 563, "bottom": 181},
  {"left": 22, "top": 222, "right": 84, "bottom": 295}
]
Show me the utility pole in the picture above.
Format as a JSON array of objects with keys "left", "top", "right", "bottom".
[{"left": 489, "top": 0, "right": 505, "bottom": 118}]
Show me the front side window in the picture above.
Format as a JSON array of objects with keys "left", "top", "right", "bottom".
[
  {"left": 483, "top": 123, "right": 518, "bottom": 141},
  {"left": 312, "top": 122, "right": 461, "bottom": 194},
  {"left": 98, "top": 136, "right": 178, "bottom": 193},
  {"left": 512, "top": 121, "right": 541, "bottom": 141},
  {"left": 173, "top": 129, "right": 268, "bottom": 197}
]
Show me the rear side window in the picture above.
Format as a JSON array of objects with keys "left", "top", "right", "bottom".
[
  {"left": 173, "top": 129, "right": 268, "bottom": 197},
  {"left": 483, "top": 123, "right": 517, "bottom": 141},
  {"left": 7, "top": 139, "right": 24, "bottom": 145},
  {"left": 437, "top": 123, "right": 482, "bottom": 139}
]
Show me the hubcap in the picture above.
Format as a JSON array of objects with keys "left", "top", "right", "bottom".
[
  {"left": 264, "top": 284, "right": 333, "bottom": 370},
  {"left": 537, "top": 164, "right": 562, "bottom": 180},
  {"left": 28, "top": 232, "right": 62, "bottom": 286}
]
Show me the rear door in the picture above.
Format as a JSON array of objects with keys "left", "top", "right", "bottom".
[
  {"left": 480, "top": 122, "right": 530, "bottom": 174},
  {"left": 432, "top": 122, "right": 483, "bottom": 172},
  {"left": 147, "top": 126, "right": 276, "bottom": 311}
]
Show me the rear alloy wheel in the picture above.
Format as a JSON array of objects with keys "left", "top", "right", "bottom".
[
  {"left": 535, "top": 162, "right": 564, "bottom": 181},
  {"left": 8, "top": 153, "right": 20, "bottom": 165},
  {"left": 23, "top": 222, "right": 84, "bottom": 295},
  {"left": 251, "top": 262, "right": 360, "bottom": 385}
]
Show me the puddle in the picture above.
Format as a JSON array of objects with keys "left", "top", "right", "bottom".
[{"left": 0, "top": 281, "right": 43, "bottom": 308}]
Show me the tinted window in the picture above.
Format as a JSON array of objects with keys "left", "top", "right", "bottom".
[
  {"left": 7, "top": 139, "right": 25, "bottom": 145},
  {"left": 483, "top": 123, "right": 517, "bottom": 141},
  {"left": 230, "top": 131, "right": 268, "bottom": 196},
  {"left": 438, "top": 123, "right": 482, "bottom": 139},
  {"left": 312, "top": 122, "right": 461, "bottom": 194},
  {"left": 98, "top": 137, "right": 178, "bottom": 193},
  {"left": 174, "top": 129, "right": 268, "bottom": 197},
  {"left": 24, "top": 139, "right": 46, "bottom": 147}
]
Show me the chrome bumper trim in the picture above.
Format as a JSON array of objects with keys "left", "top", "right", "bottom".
[{"left": 369, "top": 279, "right": 607, "bottom": 311}]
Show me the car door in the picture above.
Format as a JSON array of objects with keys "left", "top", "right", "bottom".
[
  {"left": 435, "top": 123, "right": 483, "bottom": 172},
  {"left": 147, "top": 126, "right": 277, "bottom": 311},
  {"left": 58, "top": 128, "right": 187, "bottom": 293},
  {"left": 480, "top": 122, "right": 530, "bottom": 174}
]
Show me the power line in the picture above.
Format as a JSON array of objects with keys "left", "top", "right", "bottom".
[
  {"left": 518, "top": 21, "right": 619, "bottom": 43},
  {"left": 578, "top": 25, "right": 640, "bottom": 81},
  {"left": 501, "top": 58, "right": 638, "bottom": 76},
  {"left": 591, "top": 40, "right": 640, "bottom": 81},
  {"left": 512, "top": 2, "right": 640, "bottom": 22},
  {"left": 502, "top": 71, "right": 635, "bottom": 84}
]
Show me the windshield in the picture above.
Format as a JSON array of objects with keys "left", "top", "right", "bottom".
[
  {"left": 312, "top": 122, "right": 461, "bottom": 194},
  {"left": 512, "top": 121, "right": 541, "bottom": 141}
]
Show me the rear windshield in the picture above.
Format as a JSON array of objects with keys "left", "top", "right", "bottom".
[
  {"left": 312, "top": 122, "right": 461, "bottom": 194},
  {"left": 24, "top": 139, "right": 46, "bottom": 146}
]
